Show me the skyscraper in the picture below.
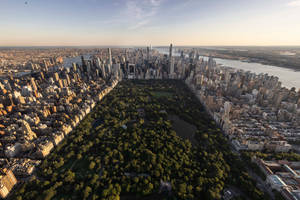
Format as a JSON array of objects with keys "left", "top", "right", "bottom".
[
  {"left": 147, "top": 46, "right": 150, "bottom": 61},
  {"left": 125, "top": 49, "right": 128, "bottom": 62},
  {"left": 81, "top": 56, "right": 87, "bottom": 73},
  {"left": 169, "top": 44, "right": 174, "bottom": 78},
  {"left": 112, "top": 63, "right": 120, "bottom": 78},
  {"left": 101, "top": 64, "right": 106, "bottom": 78},
  {"left": 108, "top": 48, "right": 112, "bottom": 66},
  {"left": 169, "top": 43, "right": 173, "bottom": 59}
]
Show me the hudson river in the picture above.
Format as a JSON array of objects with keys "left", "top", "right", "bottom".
[{"left": 157, "top": 49, "right": 300, "bottom": 90}]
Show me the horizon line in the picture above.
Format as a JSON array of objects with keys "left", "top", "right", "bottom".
[{"left": 1, "top": 45, "right": 300, "bottom": 48}]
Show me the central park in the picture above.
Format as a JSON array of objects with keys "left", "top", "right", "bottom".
[{"left": 13, "top": 80, "right": 269, "bottom": 200}]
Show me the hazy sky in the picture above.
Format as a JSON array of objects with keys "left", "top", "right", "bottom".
[{"left": 0, "top": 0, "right": 300, "bottom": 46}]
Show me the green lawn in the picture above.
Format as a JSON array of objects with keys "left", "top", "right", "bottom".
[{"left": 150, "top": 91, "right": 173, "bottom": 98}]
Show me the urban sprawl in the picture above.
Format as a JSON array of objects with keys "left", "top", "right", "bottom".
[{"left": 0, "top": 45, "right": 300, "bottom": 199}]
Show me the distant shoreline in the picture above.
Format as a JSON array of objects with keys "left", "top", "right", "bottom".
[{"left": 205, "top": 54, "right": 300, "bottom": 72}]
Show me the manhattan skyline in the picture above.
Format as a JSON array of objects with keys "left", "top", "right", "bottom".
[{"left": 1, "top": 0, "right": 300, "bottom": 46}]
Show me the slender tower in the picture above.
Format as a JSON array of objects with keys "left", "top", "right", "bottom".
[
  {"left": 147, "top": 46, "right": 150, "bottom": 61},
  {"left": 81, "top": 55, "right": 87, "bottom": 73},
  {"left": 108, "top": 48, "right": 112, "bottom": 66},
  {"left": 169, "top": 44, "right": 174, "bottom": 77},
  {"left": 169, "top": 43, "right": 173, "bottom": 59}
]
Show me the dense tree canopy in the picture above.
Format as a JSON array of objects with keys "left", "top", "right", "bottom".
[{"left": 13, "top": 80, "right": 267, "bottom": 200}]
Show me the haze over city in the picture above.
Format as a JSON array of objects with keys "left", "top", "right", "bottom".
[
  {"left": 1, "top": 1, "right": 300, "bottom": 200},
  {"left": 1, "top": 0, "right": 300, "bottom": 46}
]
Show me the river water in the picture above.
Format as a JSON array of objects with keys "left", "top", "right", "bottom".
[
  {"left": 156, "top": 48, "right": 300, "bottom": 90},
  {"left": 212, "top": 57, "right": 300, "bottom": 90}
]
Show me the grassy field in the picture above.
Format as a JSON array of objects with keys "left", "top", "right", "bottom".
[
  {"left": 168, "top": 115, "right": 197, "bottom": 146},
  {"left": 150, "top": 91, "right": 173, "bottom": 98}
]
